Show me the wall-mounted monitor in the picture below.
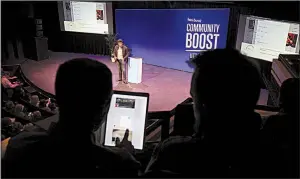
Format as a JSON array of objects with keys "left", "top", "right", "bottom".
[
  {"left": 57, "top": 1, "right": 113, "bottom": 34},
  {"left": 236, "top": 15, "right": 300, "bottom": 62}
]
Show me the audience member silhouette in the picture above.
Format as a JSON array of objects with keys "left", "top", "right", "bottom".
[
  {"left": 145, "top": 49, "right": 263, "bottom": 177},
  {"left": 260, "top": 78, "right": 299, "bottom": 178},
  {"left": 1, "top": 117, "right": 23, "bottom": 139},
  {"left": 1, "top": 117, "right": 14, "bottom": 128},
  {"left": 10, "top": 122, "right": 24, "bottom": 135},
  {"left": 5, "top": 101, "right": 15, "bottom": 113},
  {"left": 49, "top": 102, "right": 58, "bottom": 114},
  {"left": 2, "top": 134, "right": 6, "bottom": 141},
  {"left": 30, "top": 95, "right": 40, "bottom": 107},
  {"left": 1, "top": 72, "right": 20, "bottom": 89},
  {"left": 31, "top": 111, "right": 43, "bottom": 122},
  {"left": 14, "top": 104, "right": 26, "bottom": 118},
  {"left": 1, "top": 72, "right": 23, "bottom": 100},
  {"left": 39, "top": 99, "right": 51, "bottom": 112},
  {"left": 3, "top": 58, "right": 140, "bottom": 178}
]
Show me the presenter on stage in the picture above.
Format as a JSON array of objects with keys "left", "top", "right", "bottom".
[{"left": 114, "top": 39, "right": 130, "bottom": 84}]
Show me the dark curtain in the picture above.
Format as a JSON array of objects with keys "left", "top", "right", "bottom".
[
  {"left": 59, "top": 32, "right": 109, "bottom": 55},
  {"left": 239, "top": 2, "right": 300, "bottom": 23},
  {"left": 1, "top": 2, "right": 29, "bottom": 61}
]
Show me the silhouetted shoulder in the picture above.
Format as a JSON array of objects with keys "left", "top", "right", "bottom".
[
  {"left": 263, "top": 113, "right": 292, "bottom": 129},
  {"left": 4, "top": 126, "right": 48, "bottom": 160},
  {"left": 146, "top": 136, "right": 201, "bottom": 175},
  {"left": 154, "top": 136, "right": 198, "bottom": 155},
  {"left": 2, "top": 127, "right": 50, "bottom": 178},
  {"left": 4, "top": 130, "right": 141, "bottom": 178}
]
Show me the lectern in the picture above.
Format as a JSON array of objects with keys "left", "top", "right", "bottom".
[{"left": 128, "top": 57, "right": 143, "bottom": 84}]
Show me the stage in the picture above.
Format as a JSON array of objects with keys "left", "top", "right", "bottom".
[{"left": 5, "top": 52, "right": 269, "bottom": 112}]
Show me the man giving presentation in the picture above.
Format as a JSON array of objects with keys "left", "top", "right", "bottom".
[{"left": 114, "top": 39, "right": 130, "bottom": 84}]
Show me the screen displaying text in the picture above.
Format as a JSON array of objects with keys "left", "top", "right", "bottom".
[
  {"left": 104, "top": 94, "right": 148, "bottom": 150},
  {"left": 236, "top": 15, "right": 300, "bottom": 62},
  {"left": 58, "top": 1, "right": 111, "bottom": 34},
  {"left": 115, "top": 9, "right": 230, "bottom": 72}
]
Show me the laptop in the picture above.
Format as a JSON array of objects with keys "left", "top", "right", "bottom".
[{"left": 103, "top": 90, "right": 149, "bottom": 150}]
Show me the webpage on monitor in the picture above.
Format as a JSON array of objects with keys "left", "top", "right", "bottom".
[
  {"left": 236, "top": 15, "right": 300, "bottom": 62},
  {"left": 58, "top": 1, "right": 112, "bottom": 34},
  {"left": 104, "top": 94, "right": 148, "bottom": 150}
]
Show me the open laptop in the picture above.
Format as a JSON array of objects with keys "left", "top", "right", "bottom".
[{"left": 103, "top": 90, "right": 149, "bottom": 150}]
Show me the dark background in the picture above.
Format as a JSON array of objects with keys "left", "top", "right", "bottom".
[{"left": 1, "top": 1, "right": 299, "bottom": 62}]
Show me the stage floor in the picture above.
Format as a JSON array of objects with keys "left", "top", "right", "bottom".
[
  {"left": 19, "top": 52, "right": 192, "bottom": 111},
  {"left": 6, "top": 52, "right": 269, "bottom": 112}
]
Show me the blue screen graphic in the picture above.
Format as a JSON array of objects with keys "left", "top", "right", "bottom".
[{"left": 115, "top": 9, "right": 230, "bottom": 72}]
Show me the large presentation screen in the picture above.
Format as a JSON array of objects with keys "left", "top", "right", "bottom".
[
  {"left": 57, "top": 1, "right": 113, "bottom": 34},
  {"left": 236, "top": 15, "right": 300, "bottom": 62},
  {"left": 115, "top": 9, "right": 230, "bottom": 72}
]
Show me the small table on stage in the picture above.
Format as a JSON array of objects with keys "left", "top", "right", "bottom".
[{"left": 128, "top": 57, "right": 143, "bottom": 84}]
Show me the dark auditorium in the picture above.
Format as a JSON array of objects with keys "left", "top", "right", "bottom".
[{"left": 1, "top": 1, "right": 299, "bottom": 178}]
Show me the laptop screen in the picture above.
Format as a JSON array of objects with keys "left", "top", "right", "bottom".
[{"left": 104, "top": 92, "right": 148, "bottom": 150}]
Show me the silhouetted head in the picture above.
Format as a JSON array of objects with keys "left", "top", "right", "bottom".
[
  {"left": 55, "top": 58, "right": 113, "bottom": 131},
  {"left": 279, "top": 78, "right": 299, "bottom": 114},
  {"left": 15, "top": 104, "right": 24, "bottom": 113},
  {"left": 1, "top": 117, "right": 13, "bottom": 127},
  {"left": 39, "top": 99, "right": 47, "bottom": 108},
  {"left": 1, "top": 71, "right": 6, "bottom": 77},
  {"left": 5, "top": 101, "right": 15, "bottom": 111},
  {"left": 32, "top": 111, "right": 42, "bottom": 122},
  {"left": 11, "top": 122, "right": 24, "bottom": 133},
  {"left": 191, "top": 49, "right": 261, "bottom": 135},
  {"left": 117, "top": 39, "right": 123, "bottom": 47},
  {"left": 1, "top": 70, "right": 10, "bottom": 77},
  {"left": 48, "top": 103, "right": 57, "bottom": 111},
  {"left": 30, "top": 95, "right": 40, "bottom": 106}
]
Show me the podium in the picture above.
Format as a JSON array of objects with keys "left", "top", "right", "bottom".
[{"left": 128, "top": 57, "right": 143, "bottom": 84}]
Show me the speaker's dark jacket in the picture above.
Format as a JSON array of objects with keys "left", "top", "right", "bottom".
[{"left": 113, "top": 45, "right": 130, "bottom": 61}]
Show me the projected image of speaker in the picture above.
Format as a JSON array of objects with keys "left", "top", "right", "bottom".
[{"left": 286, "top": 33, "right": 298, "bottom": 48}]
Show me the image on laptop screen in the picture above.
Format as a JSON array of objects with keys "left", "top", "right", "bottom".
[{"left": 104, "top": 92, "right": 149, "bottom": 150}]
